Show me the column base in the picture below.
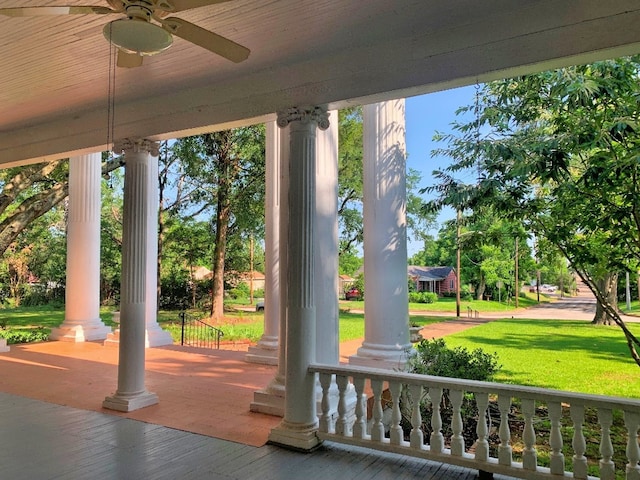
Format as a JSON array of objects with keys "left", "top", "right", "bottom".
[
  {"left": 50, "top": 321, "right": 112, "bottom": 342},
  {"left": 245, "top": 335, "right": 279, "bottom": 365},
  {"left": 251, "top": 375, "right": 285, "bottom": 416},
  {"left": 348, "top": 342, "right": 414, "bottom": 370},
  {"left": 268, "top": 419, "right": 322, "bottom": 452},
  {"left": 103, "top": 327, "right": 174, "bottom": 348},
  {"left": 103, "top": 390, "right": 159, "bottom": 412},
  {"left": 144, "top": 324, "right": 174, "bottom": 347},
  {"left": 0, "top": 338, "right": 9, "bottom": 353}
]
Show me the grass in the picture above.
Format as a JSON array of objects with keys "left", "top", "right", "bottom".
[
  {"left": 162, "top": 309, "right": 446, "bottom": 343},
  {"left": 340, "top": 291, "right": 553, "bottom": 314},
  {"left": 0, "top": 305, "right": 118, "bottom": 329},
  {"left": 5, "top": 303, "right": 640, "bottom": 399},
  {"left": 441, "top": 318, "right": 640, "bottom": 398}
]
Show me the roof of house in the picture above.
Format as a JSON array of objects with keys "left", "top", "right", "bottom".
[{"left": 407, "top": 266, "right": 455, "bottom": 282}]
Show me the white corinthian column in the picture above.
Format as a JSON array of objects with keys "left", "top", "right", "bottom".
[
  {"left": 268, "top": 106, "right": 329, "bottom": 451},
  {"left": 349, "top": 99, "right": 412, "bottom": 370},
  {"left": 246, "top": 120, "right": 280, "bottom": 365},
  {"left": 103, "top": 139, "right": 159, "bottom": 412},
  {"left": 250, "top": 120, "right": 287, "bottom": 416},
  {"left": 51, "top": 153, "right": 111, "bottom": 342}
]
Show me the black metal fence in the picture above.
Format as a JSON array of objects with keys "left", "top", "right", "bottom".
[{"left": 179, "top": 312, "right": 224, "bottom": 349}]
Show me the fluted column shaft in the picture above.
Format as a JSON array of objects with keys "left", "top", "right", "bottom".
[
  {"left": 103, "top": 139, "right": 159, "bottom": 412},
  {"left": 250, "top": 121, "right": 288, "bottom": 414},
  {"left": 144, "top": 149, "right": 172, "bottom": 347},
  {"left": 268, "top": 106, "right": 329, "bottom": 451},
  {"left": 315, "top": 110, "right": 339, "bottom": 364},
  {"left": 51, "top": 153, "right": 110, "bottom": 342},
  {"left": 350, "top": 100, "right": 411, "bottom": 369},
  {"left": 246, "top": 121, "right": 280, "bottom": 365}
]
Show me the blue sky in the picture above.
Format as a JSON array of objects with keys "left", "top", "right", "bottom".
[{"left": 404, "top": 85, "right": 476, "bottom": 254}]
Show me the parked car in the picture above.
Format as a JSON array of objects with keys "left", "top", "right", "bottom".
[
  {"left": 345, "top": 287, "right": 361, "bottom": 300},
  {"left": 256, "top": 301, "right": 264, "bottom": 312}
]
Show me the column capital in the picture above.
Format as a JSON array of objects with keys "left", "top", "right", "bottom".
[
  {"left": 114, "top": 138, "right": 160, "bottom": 157},
  {"left": 276, "top": 106, "right": 330, "bottom": 130}
]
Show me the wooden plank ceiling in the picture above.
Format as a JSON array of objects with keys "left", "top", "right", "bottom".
[{"left": 1, "top": 0, "right": 640, "bottom": 166}]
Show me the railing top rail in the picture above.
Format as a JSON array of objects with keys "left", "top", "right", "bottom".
[{"left": 309, "top": 362, "right": 640, "bottom": 410}]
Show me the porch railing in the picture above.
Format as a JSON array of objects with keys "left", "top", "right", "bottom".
[
  {"left": 179, "top": 312, "right": 224, "bottom": 349},
  {"left": 309, "top": 363, "right": 640, "bottom": 480}
]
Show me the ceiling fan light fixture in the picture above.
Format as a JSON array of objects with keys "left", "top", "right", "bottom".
[{"left": 103, "top": 19, "right": 172, "bottom": 56}]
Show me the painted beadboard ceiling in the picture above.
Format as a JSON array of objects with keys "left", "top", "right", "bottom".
[{"left": 2, "top": 0, "right": 640, "bottom": 166}]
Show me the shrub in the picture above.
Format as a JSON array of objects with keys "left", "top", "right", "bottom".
[
  {"left": 403, "top": 338, "right": 501, "bottom": 450},
  {"left": 0, "top": 327, "right": 50, "bottom": 344},
  {"left": 410, "top": 337, "right": 500, "bottom": 380},
  {"left": 408, "top": 291, "right": 439, "bottom": 304},
  {"left": 228, "top": 282, "right": 250, "bottom": 300}
]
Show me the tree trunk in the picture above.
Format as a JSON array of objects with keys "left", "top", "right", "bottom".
[
  {"left": 592, "top": 272, "right": 618, "bottom": 325},
  {"left": 209, "top": 136, "right": 236, "bottom": 320},
  {"left": 476, "top": 274, "right": 486, "bottom": 301}
]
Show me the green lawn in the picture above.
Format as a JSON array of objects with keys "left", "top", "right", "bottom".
[
  {"left": 4, "top": 304, "right": 640, "bottom": 400},
  {"left": 440, "top": 318, "right": 640, "bottom": 398},
  {"left": 0, "top": 305, "right": 118, "bottom": 329},
  {"left": 340, "top": 292, "right": 553, "bottom": 314}
]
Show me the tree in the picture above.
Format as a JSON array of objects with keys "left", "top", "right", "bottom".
[
  {"left": 428, "top": 56, "right": 640, "bottom": 365},
  {"left": 100, "top": 169, "right": 124, "bottom": 305},
  {"left": 170, "top": 127, "right": 265, "bottom": 319}
]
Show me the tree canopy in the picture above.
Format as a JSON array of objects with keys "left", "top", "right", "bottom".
[{"left": 426, "top": 55, "right": 640, "bottom": 365}]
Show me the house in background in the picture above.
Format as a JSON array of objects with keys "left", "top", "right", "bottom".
[
  {"left": 408, "top": 265, "right": 457, "bottom": 296},
  {"left": 238, "top": 271, "right": 266, "bottom": 292},
  {"left": 338, "top": 274, "right": 355, "bottom": 294}
]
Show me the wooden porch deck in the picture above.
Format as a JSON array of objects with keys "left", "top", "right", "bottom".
[
  {"left": 0, "top": 329, "right": 517, "bottom": 479},
  {"left": 0, "top": 391, "right": 512, "bottom": 480}
]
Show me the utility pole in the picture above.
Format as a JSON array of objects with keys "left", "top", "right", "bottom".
[
  {"left": 249, "top": 234, "right": 254, "bottom": 305},
  {"left": 456, "top": 209, "right": 461, "bottom": 318},
  {"left": 514, "top": 236, "right": 519, "bottom": 308}
]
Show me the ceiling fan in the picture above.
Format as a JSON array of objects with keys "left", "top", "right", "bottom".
[{"left": 0, "top": 0, "right": 250, "bottom": 68}]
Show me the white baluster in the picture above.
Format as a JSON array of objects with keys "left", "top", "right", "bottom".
[
  {"left": 522, "top": 398, "right": 538, "bottom": 471},
  {"left": 450, "top": 388, "right": 465, "bottom": 456},
  {"left": 624, "top": 410, "right": 640, "bottom": 480},
  {"left": 475, "top": 391, "right": 489, "bottom": 462},
  {"left": 371, "top": 379, "right": 385, "bottom": 442},
  {"left": 430, "top": 387, "right": 444, "bottom": 453},
  {"left": 598, "top": 408, "right": 616, "bottom": 480},
  {"left": 497, "top": 394, "right": 512, "bottom": 466},
  {"left": 352, "top": 376, "right": 367, "bottom": 439},
  {"left": 409, "top": 384, "right": 423, "bottom": 449},
  {"left": 570, "top": 404, "right": 588, "bottom": 480},
  {"left": 389, "top": 381, "right": 403, "bottom": 445},
  {"left": 318, "top": 373, "right": 332, "bottom": 433},
  {"left": 335, "top": 375, "right": 350, "bottom": 436},
  {"left": 548, "top": 401, "right": 565, "bottom": 475}
]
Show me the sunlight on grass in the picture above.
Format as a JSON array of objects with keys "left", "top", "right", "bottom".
[
  {"left": 443, "top": 318, "right": 640, "bottom": 398},
  {"left": 340, "top": 292, "right": 553, "bottom": 314}
]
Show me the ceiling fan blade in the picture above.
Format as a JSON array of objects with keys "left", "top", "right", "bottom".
[
  {"left": 162, "top": 17, "right": 249, "bottom": 63},
  {"left": 166, "top": 0, "right": 233, "bottom": 13},
  {"left": 0, "top": 6, "right": 115, "bottom": 17},
  {"left": 117, "top": 50, "right": 144, "bottom": 68}
]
